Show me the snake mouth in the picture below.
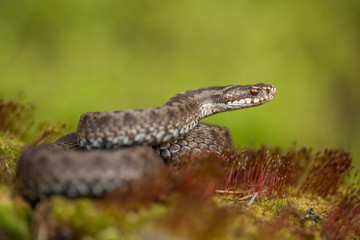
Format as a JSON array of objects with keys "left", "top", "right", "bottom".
[
  {"left": 198, "top": 84, "right": 276, "bottom": 118},
  {"left": 225, "top": 85, "right": 276, "bottom": 108}
]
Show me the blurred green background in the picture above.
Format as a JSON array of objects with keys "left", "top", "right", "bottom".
[{"left": 1, "top": 0, "right": 359, "bottom": 165}]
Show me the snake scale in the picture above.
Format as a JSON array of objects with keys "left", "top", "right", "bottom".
[{"left": 16, "top": 84, "right": 276, "bottom": 206}]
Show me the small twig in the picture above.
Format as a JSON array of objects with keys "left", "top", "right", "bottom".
[
  {"left": 215, "top": 189, "right": 252, "bottom": 194},
  {"left": 238, "top": 194, "right": 256, "bottom": 201},
  {"left": 216, "top": 189, "right": 266, "bottom": 206},
  {"left": 5, "top": 163, "right": 12, "bottom": 175}
]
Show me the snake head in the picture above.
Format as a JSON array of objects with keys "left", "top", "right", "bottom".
[
  {"left": 197, "top": 83, "right": 276, "bottom": 118},
  {"left": 215, "top": 83, "right": 276, "bottom": 110}
]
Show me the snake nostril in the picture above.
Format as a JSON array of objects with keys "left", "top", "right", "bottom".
[{"left": 250, "top": 88, "right": 259, "bottom": 96}]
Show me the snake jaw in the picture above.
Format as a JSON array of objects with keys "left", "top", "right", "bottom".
[{"left": 213, "top": 84, "right": 276, "bottom": 111}]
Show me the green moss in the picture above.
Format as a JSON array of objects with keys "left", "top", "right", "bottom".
[
  {"left": 49, "top": 197, "right": 168, "bottom": 240},
  {"left": 0, "top": 198, "right": 32, "bottom": 240},
  {"left": 0, "top": 135, "right": 31, "bottom": 240},
  {"left": 213, "top": 190, "right": 340, "bottom": 239},
  {"left": 0, "top": 135, "right": 23, "bottom": 184}
]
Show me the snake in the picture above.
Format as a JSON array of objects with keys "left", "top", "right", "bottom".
[{"left": 16, "top": 83, "right": 276, "bottom": 206}]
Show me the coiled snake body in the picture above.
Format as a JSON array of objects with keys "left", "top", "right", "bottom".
[{"left": 16, "top": 84, "right": 276, "bottom": 205}]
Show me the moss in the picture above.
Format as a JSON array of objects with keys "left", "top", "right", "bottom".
[
  {"left": 38, "top": 197, "right": 168, "bottom": 240},
  {"left": 0, "top": 135, "right": 31, "bottom": 240},
  {"left": 0, "top": 197, "right": 32, "bottom": 240},
  {"left": 0, "top": 98, "right": 67, "bottom": 240},
  {"left": 1, "top": 134, "right": 359, "bottom": 240},
  {"left": 0, "top": 135, "right": 24, "bottom": 185}
]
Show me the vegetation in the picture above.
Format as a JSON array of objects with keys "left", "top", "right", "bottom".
[{"left": 1, "top": 98, "right": 359, "bottom": 240}]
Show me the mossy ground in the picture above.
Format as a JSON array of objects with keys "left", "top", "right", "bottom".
[{"left": 0, "top": 98, "right": 359, "bottom": 240}]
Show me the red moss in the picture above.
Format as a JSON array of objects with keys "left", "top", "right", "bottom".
[
  {"left": 30, "top": 122, "right": 67, "bottom": 146},
  {"left": 321, "top": 191, "right": 360, "bottom": 239},
  {"left": 0, "top": 97, "right": 67, "bottom": 145},
  {"left": 101, "top": 151, "right": 227, "bottom": 209},
  {"left": 300, "top": 149, "right": 353, "bottom": 197},
  {"left": 104, "top": 147, "right": 354, "bottom": 210},
  {"left": 221, "top": 147, "right": 310, "bottom": 198},
  {"left": 221, "top": 147, "right": 353, "bottom": 199},
  {"left": 0, "top": 98, "right": 35, "bottom": 139},
  {"left": 159, "top": 198, "right": 231, "bottom": 239}
]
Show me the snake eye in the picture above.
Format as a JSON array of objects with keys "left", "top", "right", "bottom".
[{"left": 250, "top": 88, "right": 259, "bottom": 95}]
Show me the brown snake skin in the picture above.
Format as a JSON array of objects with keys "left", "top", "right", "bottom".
[{"left": 16, "top": 84, "right": 276, "bottom": 206}]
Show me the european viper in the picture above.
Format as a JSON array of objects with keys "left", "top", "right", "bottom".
[{"left": 16, "top": 84, "right": 276, "bottom": 206}]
